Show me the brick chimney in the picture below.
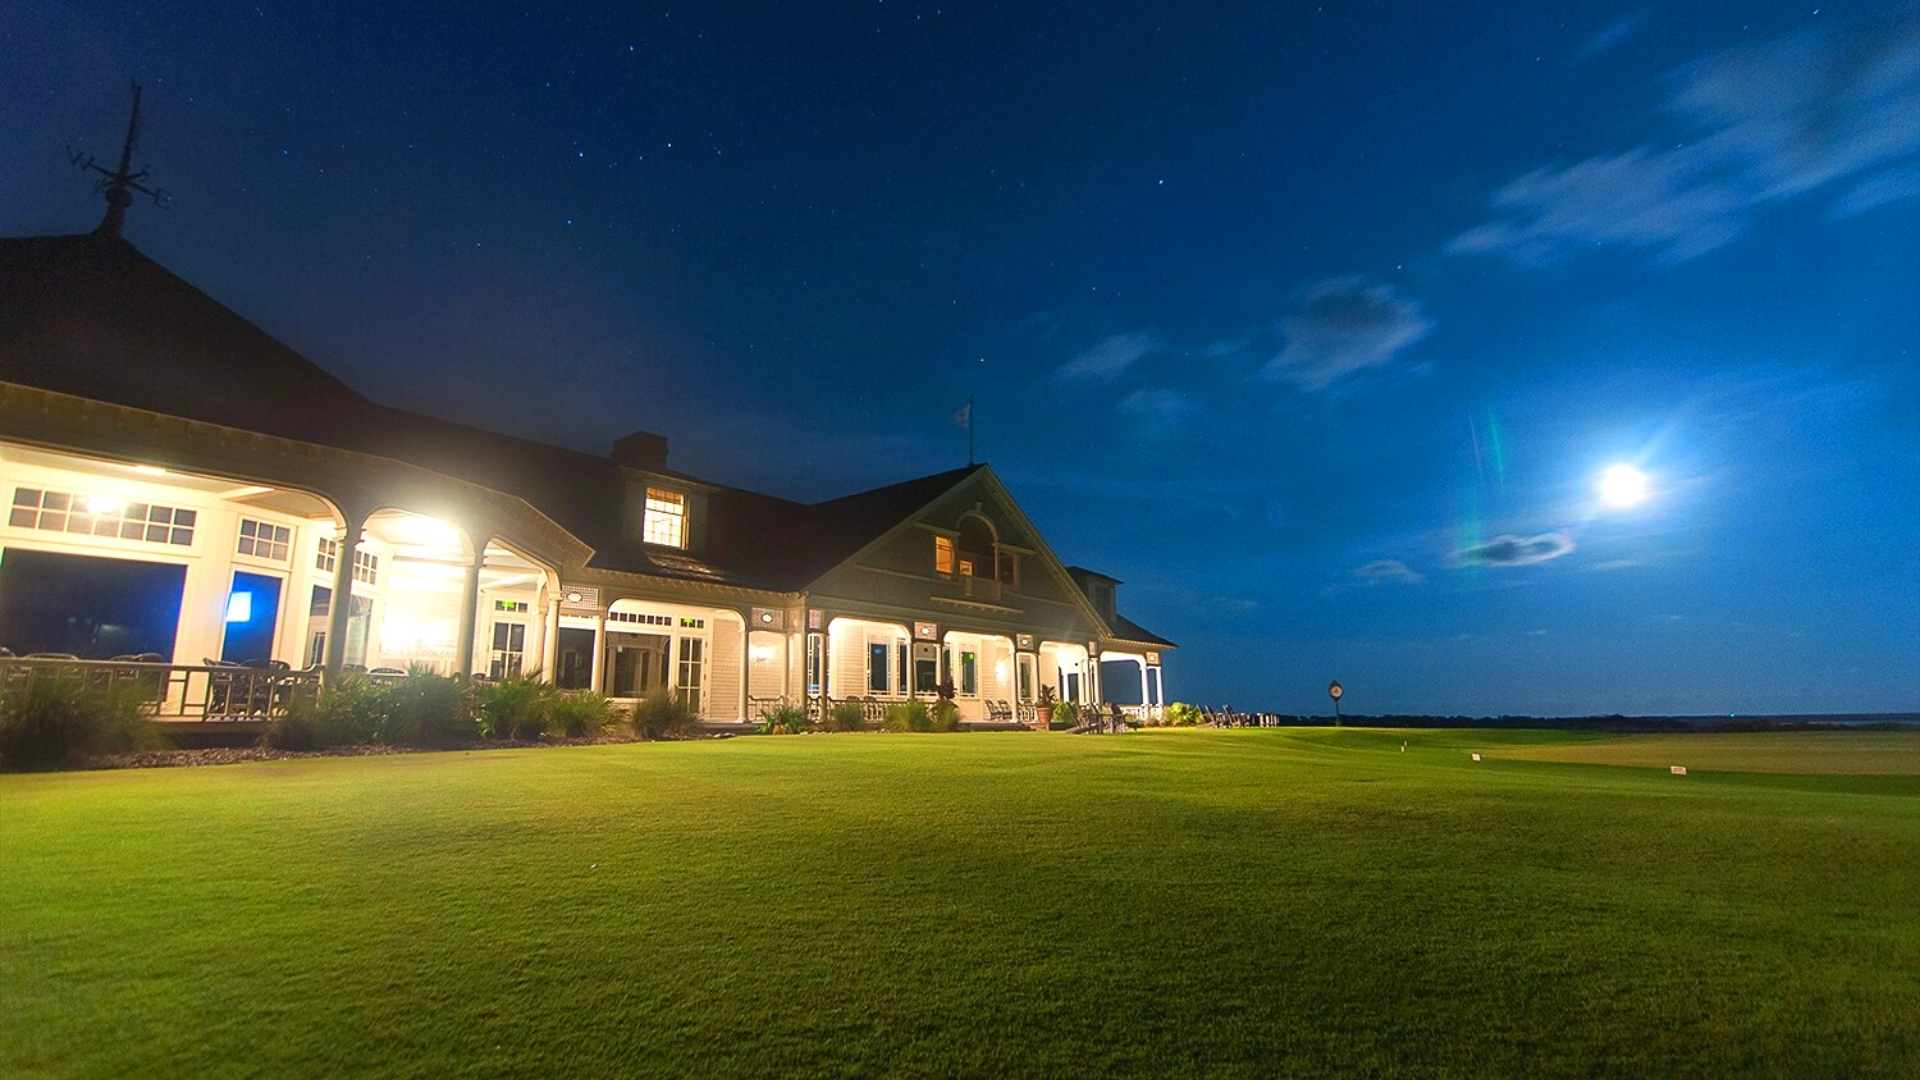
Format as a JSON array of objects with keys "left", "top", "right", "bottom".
[{"left": 611, "top": 429, "right": 668, "bottom": 471}]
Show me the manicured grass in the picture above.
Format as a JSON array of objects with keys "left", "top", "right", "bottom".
[
  {"left": 3, "top": 729, "right": 1917, "bottom": 1078},
  {"left": 1490, "top": 730, "right": 1920, "bottom": 774}
]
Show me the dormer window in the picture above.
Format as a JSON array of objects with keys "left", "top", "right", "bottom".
[
  {"left": 1088, "top": 579, "right": 1115, "bottom": 620},
  {"left": 934, "top": 535, "right": 955, "bottom": 576},
  {"left": 643, "top": 488, "right": 686, "bottom": 548}
]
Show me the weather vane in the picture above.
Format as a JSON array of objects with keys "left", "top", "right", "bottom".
[{"left": 69, "top": 79, "right": 170, "bottom": 238}]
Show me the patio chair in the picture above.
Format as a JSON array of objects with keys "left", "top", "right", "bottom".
[{"left": 203, "top": 658, "right": 242, "bottom": 718}]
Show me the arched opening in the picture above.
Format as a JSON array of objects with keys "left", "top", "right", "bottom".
[
  {"left": 955, "top": 515, "right": 996, "bottom": 580},
  {"left": 356, "top": 509, "right": 474, "bottom": 673}
]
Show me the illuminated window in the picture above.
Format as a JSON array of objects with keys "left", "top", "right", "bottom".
[
  {"left": 10, "top": 487, "right": 195, "bottom": 545},
  {"left": 643, "top": 488, "right": 686, "bottom": 548},
  {"left": 934, "top": 536, "right": 955, "bottom": 576},
  {"left": 489, "top": 622, "right": 526, "bottom": 679},
  {"left": 315, "top": 537, "right": 339, "bottom": 573},
  {"left": 352, "top": 549, "right": 379, "bottom": 586},
  {"left": 236, "top": 519, "right": 291, "bottom": 562}
]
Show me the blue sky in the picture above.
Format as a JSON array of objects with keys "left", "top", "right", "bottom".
[{"left": 4, "top": 1, "right": 1916, "bottom": 714}]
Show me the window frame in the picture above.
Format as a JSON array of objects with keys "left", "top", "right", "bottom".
[{"left": 642, "top": 488, "right": 688, "bottom": 549}]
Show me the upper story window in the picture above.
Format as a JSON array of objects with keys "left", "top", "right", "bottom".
[
  {"left": 236, "top": 519, "right": 291, "bottom": 562},
  {"left": 10, "top": 487, "right": 195, "bottom": 546},
  {"left": 934, "top": 536, "right": 955, "bottom": 576},
  {"left": 643, "top": 488, "right": 686, "bottom": 548}
]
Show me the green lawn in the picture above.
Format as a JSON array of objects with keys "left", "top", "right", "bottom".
[
  {"left": 3, "top": 729, "right": 1917, "bottom": 1078},
  {"left": 1490, "top": 730, "right": 1920, "bottom": 774}
]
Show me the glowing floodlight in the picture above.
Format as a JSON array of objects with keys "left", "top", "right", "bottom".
[{"left": 1599, "top": 464, "right": 1649, "bottom": 508}]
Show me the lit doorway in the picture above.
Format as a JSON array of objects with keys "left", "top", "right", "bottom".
[{"left": 606, "top": 631, "right": 670, "bottom": 698}]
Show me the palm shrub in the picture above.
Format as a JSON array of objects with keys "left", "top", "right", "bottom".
[
  {"left": 266, "top": 672, "right": 382, "bottom": 749},
  {"left": 548, "top": 690, "right": 616, "bottom": 738},
  {"left": 479, "top": 673, "right": 555, "bottom": 741},
  {"left": 379, "top": 669, "right": 477, "bottom": 748},
  {"left": 1051, "top": 700, "right": 1080, "bottom": 731},
  {"left": 631, "top": 691, "right": 697, "bottom": 740},
  {"left": 827, "top": 701, "right": 866, "bottom": 732},
  {"left": 884, "top": 700, "right": 931, "bottom": 733},
  {"left": 759, "top": 704, "right": 809, "bottom": 735},
  {"left": 0, "top": 677, "right": 162, "bottom": 771},
  {"left": 1166, "top": 701, "right": 1204, "bottom": 727}
]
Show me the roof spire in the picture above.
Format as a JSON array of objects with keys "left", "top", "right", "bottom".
[{"left": 70, "top": 80, "right": 169, "bottom": 238}]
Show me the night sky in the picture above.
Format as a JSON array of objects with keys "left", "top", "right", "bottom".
[{"left": 4, "top": 2, "right": 1916, "bottom": 716}]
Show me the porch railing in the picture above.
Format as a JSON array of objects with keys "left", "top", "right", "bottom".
[
  {"left": 0, "top": 657, "right": 321, "bottom": 721},
  {"left": 959, "top": 575, "right": 1002, "bottom": 601}
]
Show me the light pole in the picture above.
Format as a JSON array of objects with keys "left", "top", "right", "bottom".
[{"left": 1328, "top": 680, "right": 1343, "bottom": 726}]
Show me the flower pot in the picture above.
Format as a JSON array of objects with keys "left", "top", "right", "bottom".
[{"left": 1034, "top": 705, "right": 1053, "bottom": 730}]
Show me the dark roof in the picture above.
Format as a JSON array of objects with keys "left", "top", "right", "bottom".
[
  {"left": 1107, "top": 612, "right": 1176, "bottom": 649},
  {"left": 702, "top": 465, "right": 984, "bottom": 591},
  {"left": 0, "top": 233, "right": 988, "bottom": 593},
  {"left": 0, "top": 234, "right": 372, "bottom": 437}
]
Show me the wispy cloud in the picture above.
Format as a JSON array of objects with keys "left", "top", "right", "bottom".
[
  {"left": 1352, "top": 559, "right": 1423, "bottom": 585},
  {"left": 1451, "top": 532, "right": 1576, "bottom": 568},
  {"left": 1571, "top": 13, "right": 1646, "bottom": 65},
  {"left": 1450, "top": 10, "right": 1920, "bottom": 264},
  {"left": 1115, "top": 388, "right": 1200, "bottom": 439},
  {"left": 1055, "top": 332, "right": 1161, "bottom": 383},
  {"left": 1262, "top": 276, "right": 1432, "bottom": 390}
]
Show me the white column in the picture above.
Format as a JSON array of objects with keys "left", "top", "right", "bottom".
[
  {"left": 323, "top": 514, "right": 364, "bottom": 683},
  {"left": 540, "top": 597, "right": 560, "bottom": 678},
  {"left": 589, "top": 611, "right": 607, "bottom": 693},
  {"left": 454, "top": 548, "right": 483, "bottom": 677},
  {"left": 1139, "top": 658, "right": 1150, "bottom": 710}
]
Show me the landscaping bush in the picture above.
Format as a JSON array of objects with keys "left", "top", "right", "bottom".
[
  {"left": 266, "top": 673, "right": 382, "bottom": 750},
  {"left": 930, "top": 700, "right": 961, "bottom": 732},
  {"left": 827, "top": 701, "right": 866, "bottom": 732},
  {"left": 760, "top": 705, "right": 809, "bottom": 735},
  {"left": 0, "top": 678, "right": 162, "bottom": 771},
  {"left": 883, "top": 700, "right": 931, "bottom": 733},
  {"left": 478, "top": 674, "right": 555, "bottom": 741},
  {"left": 631, "top": 692, "right": 697, "bottom": 740},
  {"left": 267, "top": 671, "right": 476, "bottom": 750},
  {"left": 548, "top": 690, "right": 616, "bottom": 738},
  {"left": 1050, "top": 700, "right": 1080, "bottom": 731},
  {"left": 380, "top": 670, "right": 478, "bottom": 748},
  {"left": 1166, "top": 702, "right": 1204, "bottom": 727}
]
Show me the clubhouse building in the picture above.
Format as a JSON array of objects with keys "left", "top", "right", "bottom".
[{"left": 0, "top": 221, "right": 1171, "bottom": 725}]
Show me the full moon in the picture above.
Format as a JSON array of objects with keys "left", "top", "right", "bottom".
[{"left": 1599, "top": 464, "right": 1650, "bottom": 508}]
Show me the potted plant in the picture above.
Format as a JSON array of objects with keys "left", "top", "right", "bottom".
[{"left": 1034, "top": 684, "right": 1056, "bottom": 730}]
